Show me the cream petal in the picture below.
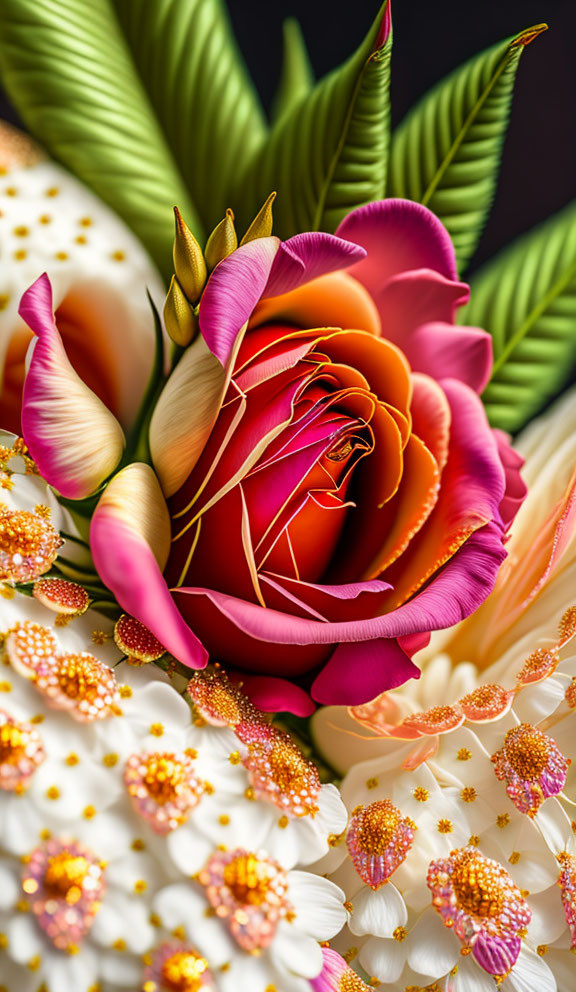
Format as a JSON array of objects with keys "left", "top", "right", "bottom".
[
  {"left": 6, "top": 913, "right": 44, "bottom": 963},
  {"left": 407, "top": 907, "right": 460, "bottom": 979},
  {"left": 0, "top": 861, "right": 19, "bottom": 910},
  {"left": 349, "top": 882, "right": 407, "bottom": 938},
  {"left": 272, "top": 922, "right": 324, "bottom": 978},
  {"left": 503, "top": 945, "right": 557, "bottom": 992},
  {"left": 446, "top": 955, "right": 499, "bottom": 992},
  {"left": 359, "top": 934, "right": 407, "bottom": 983},
  {"left": 288, "top": 871, "right": 347, "bottom": 940},
  {"left": 528, "top": 886, "right": 569, "bottom": 946}
]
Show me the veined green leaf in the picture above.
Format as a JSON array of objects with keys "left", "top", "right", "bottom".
[
  {"left": 461, "top": 201, "right": 576, "bottom": 433},
  {"left": 233, "top": 2, "right": 392, "bottom": 239},
  {"left": 388, "top": 24, "right": 546, "bottom": 272},
  {"left": 114, "top": 0, "right": 267, "bottom": 231},
  {"left": 271, "top": 18, "right": 314, "bottom": 125},
  {"left": 0, "top": 0, "right": 200, "bottom": 278}
]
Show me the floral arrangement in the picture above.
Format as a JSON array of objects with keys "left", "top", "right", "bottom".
[{"left": 0, "top": 2, "right": 574, "bottom": 991}]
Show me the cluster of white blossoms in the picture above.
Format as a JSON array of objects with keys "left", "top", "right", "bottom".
[
  {"left": 0, "top": 443, "right": 348, "bottom": 992},
  {"left": 312, "top": 388, "right": 576, "bottom": 992}
]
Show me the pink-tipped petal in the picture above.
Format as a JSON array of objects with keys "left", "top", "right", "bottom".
[
  {"left": 233, "top": 674, "right": 315, "bottom": 716},
  {"left": 336, "top": 200, "right": 459, "bottom": 297},
  {"left": 19, "top": 274, "right": 125, "bottom": 498},
  {"left": 493, "top": 429, "right": 527, "bottom": 530},
  {"left": 90, "top": 463, "right": 207, "bottom": 670},
  {"left": 199, "top": 237, "right": 280, "bottom": 366},
  {"left": 311, "top": 637, "right": 420, "bottom": 705},
  {"left": 409, "top": 321, "right": 493, "bottom": 393},
  {"left": 263, "top": 232, "right": 366, "bottom": 297}
]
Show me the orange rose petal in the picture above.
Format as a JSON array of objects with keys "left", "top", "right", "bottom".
[
  {"left": 322, "top": 330, "right": 412, "bottom": 426},
  {"left": 410, "top": 372, "right": 451, "bottom": 471},
  {"left": 250, "top": 270, "right": 382, "bottom": 337}
]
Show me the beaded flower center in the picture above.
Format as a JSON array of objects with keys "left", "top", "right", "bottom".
[
  {"left": 44, "top": 852, "right": 91, "bottom": 904},
  {"left": 427, "top": 846, "right": 531, "bottom": 977},
  {"left": 557, "top": 852, "right": 576, "bottom": 948},
  {"left": 200, "top": 848, "right": 290, "bottom": 950},
  {"left": 504, "top": 725, "right": 550, "bottom": 779},
  {"left": 114, "top": 613, "right": 165, "bottom": 664},
  {"left": 125, "top": 751, "right": 202, "bottom": 834},
  {"left": 33, "top": 576, "right": 90, "bottom": 616},
  {"left": 0, "top": 710, "right": 45, "bottom": 790},
  {"left": 144, "top": 943, "right": 216, "bottom": 992},
  {"left": 451, "top": 851, "right": 506, "bottom": 918},
  {"left": 22, "top": 839, "right": 105, "bottom": 949},
  {"left": 223, "top": 853, "right": 277, "bottom": 906},
  {"left": 42, "top": 652, "right": 120, "bottom": 721},
  {"left": 161, "top": 951, "right": 210, "bottom": 991},
  {"left": 347, "top": 800, "right": 416, "bottom": 889},
  {"left": 0, "top": 507, "right": 61, "bottom": 582},
  {"left": 187, "top": 669, "right": 248, "bottom": 726}
]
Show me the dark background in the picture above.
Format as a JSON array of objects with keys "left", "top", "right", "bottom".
[
  {"left": 226, "top": 0, "right": 576, "bottom": 273},
  {"left": 0, "top": 0, "right": 574, "bottom": 273}
]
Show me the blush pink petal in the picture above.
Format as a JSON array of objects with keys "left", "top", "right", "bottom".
[
  {"left": 232, "top": 674, "right": 316, "bottom": 716},
  {"left": 336, "top": 199, "right": 459, "bottom": 293},
  {"left": 409, "top": 321, "right": 493, "bottom": 393},
  {"left": 311, "top": 637, "right": 420, "bottom": 705},
  {"left": 199, "top": 237, "right": 280, "bottom": 365},
  {"left": 19, "top": 273, "right": 125, "bottom": 498},
  {"left": 376, "top": 268, "right": 469, "bottom": 349},
  {"left": 91, "top": 509, "right": 208, "bottom": 671},
  {"left": 263, "top": 232, "right": 366, "bottom": 298}
]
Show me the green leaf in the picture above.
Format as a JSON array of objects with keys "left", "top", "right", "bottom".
[
  {"left": 114, "top": 0, "right": 267, "bottom": 231},
  {"left": 388, "top": 24, "right": 547, "bottom": 272},
  {"left": 0, "top": 0, "right": 201, "bottom": 279},
  {"left": 233, "top": 2, "right": 392, "bottom": 239},
  {"left": 461, "top": 201, "right": 576, "bottom": 433},
  {"left": 271, "top": 17, "right": 314, "bottom": 125}
]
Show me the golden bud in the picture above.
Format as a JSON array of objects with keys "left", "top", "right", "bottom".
[
  {"left": 241, "top": 192, "right": 276, "bottom": 245},
  {"left": 204, "top": 209, "right": 238, "bottom": 271},
  {"left": 173, "top": 206, "right": 207, "bottom": 303},
  {"left": 163, "top": 275, "right": 198, "bottom": 348}
]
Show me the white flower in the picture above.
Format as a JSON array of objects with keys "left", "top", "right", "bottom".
[
  {"left": 0, "top": 461, "right": 348, "bottom": 991},
  {"left": 0, "top": 129, "right": 163, "bottom": 435}
]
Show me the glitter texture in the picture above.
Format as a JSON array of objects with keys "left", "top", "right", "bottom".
[
  {"left": 113, "top": 614, "right": 165, "bottom": 664},
  {"left": 0, "top": 708, "right": 44, "bottom": 790},
  {"left": 187, "top": 668, "right": 257, "bottom": 727},
  {"left": 557, "top": 853, "right": 576, "bottom": 949},
  {"left": 33, "top": 651, "right": 121, "bottom": 722},
  {"left": 402, "top": 705, "right": 464, "bottom": 736},
  {"left": 458, "top": 684, "right": 513, "bottom": 722},
  {"left": 427, "top": 846, "right": 531, "bottom": 977},
  {"left": 124, "top": 751, "right": 203, "bottom": 834},
  {"left": 491, "top": 724, "right": 569, "bottom": 817},
  {"left": 346, "top": 800, "right": 416, "bottom": 889},
  {"left": 199, "top": 849, "right": 290, "bottom": 951},
  {"left": 241, "top": 723, "right": 321, "bottom": 817},
  {"left": 33, "top": 577, "right": 90, "bottom": 616},
  {"left": 22, "top": 839, "right": 105, "bottom": 950},
  {"left": 5, "top": 621, "right": 57, "bottom": 678},
  {"left": 143, "top": 941, "right": 216, "bottom": 991},
  {"left": 0, "top": 506, "right": 61, "bottom": 583}
]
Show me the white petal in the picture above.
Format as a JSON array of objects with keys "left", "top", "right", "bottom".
[
  {"left": 166, "top": 825, "right": 214, "bottom": 875},
  {"left": 6, "top": 914, "right": 44, "bottom": 963},
  {"left": 43, "top": 944, "right": 98, "bottom": 992},
  {"left": 359, "top": 934, "right": 407, "bottom": 983},
  {"left": 0, "top": 861, "right": 20, "bottom": 909},
  {"left": 446, "top": 955, "right": 499, "bottom": 992},
  {"left": 288, "top": 871, "right": 347, "bottom": 940},
  {"left": 272, "top": 922, "right": 323, "bottom": 978},
  {"left": 349, "top": 883, "right": 407, "bottom": 938},
  {"left": 407, "top": 907, "right": 460, "bottom": 979},
  {"left": 528, "top": 887, "right": 570, "bottom": 945},
  {"left": 503, "top": 945, "right": 557, "bottom": 992}
]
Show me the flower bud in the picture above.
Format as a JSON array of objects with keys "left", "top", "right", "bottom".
[
  {"left": 173, "top": 206, "right": 206, "bottom": 303},
  {"left": 240, "top": 192, "right": 276, "bottom": 245},
  {"left": 163, "top": 275, "right": 198, "bottom": 348},
  {"left": 204, "top": 209, "right": 238, "bottom": 271}
]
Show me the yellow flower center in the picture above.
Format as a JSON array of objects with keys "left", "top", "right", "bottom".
[
  {"left": 451, "top": 850, "right": 506, "bottom": 919},
  {"left": 0, "top": 722, "right": 31, "bottom": 765},
  {"left": 44, "top": 853, "right": 91, "bottom": 905},
  {"left": 143, "top": 755, "right": 188, "bottom": 805},
  {"left": 504, "top": 724, "right": 550, "bottom": 780},
  {"left": 160, "top": 951, "right": 209, "bottom": 992},
  {"left": 355, "top": 799, "right": 402, "bottom": 855},
  {"left": 222, "top": 854, "right": 275, "bottom": 906},
  {"left": 0, "top": 508, "right": 60, "bottom": 581}
]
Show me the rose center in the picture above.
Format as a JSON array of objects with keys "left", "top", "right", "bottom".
[{"left": 161, "top": 951, "right": 210, "bottom": 992}]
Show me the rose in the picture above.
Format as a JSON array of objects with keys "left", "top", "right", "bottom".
[{"left": 18, "top": 200, "right": 523, "bottom": 716}]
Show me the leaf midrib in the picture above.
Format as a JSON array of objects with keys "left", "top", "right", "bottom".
[
  {"left": 420, "top": 42, "right": 518, "bottom": 207},
  {"left": 490, "top": 257, "right": 576, "bottom": 376}
]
